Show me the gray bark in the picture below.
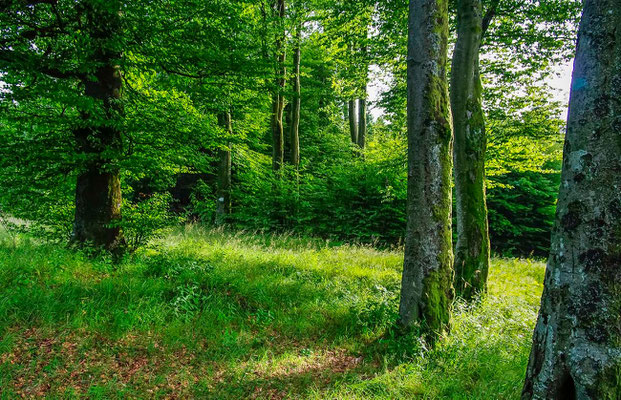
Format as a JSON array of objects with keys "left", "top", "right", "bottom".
[
  {"left": 522, "top": 1, "right": 621, "bottom": 398},
  {"left": 450, "top": 0, "right": 490, "bottom": 300},
  {"left": 398, "top": 0, "right": 454, "bottom": 335}
]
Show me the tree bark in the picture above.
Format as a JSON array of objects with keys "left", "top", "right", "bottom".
[
  {"left": 358, "top": 93, "right": 367, "bottom": 149},
  {"left": 399, "top": 0, "right": 454, "bottom": 335},
  {"left": 348, "top": 99, "right": 358, "bottom": 144},
  {"left": 290, "top": 23, "right": 301, "bottom": 168},
  {"left": 358, "top": 41, "right": 368, "bottom": 149},
  {"left": 450, "top": 0, "right": 490, "bottom": 300},
  {"left": 271, "top": 0, "right": 286, "bottom": 171},
  {"left": 72, "top": 3, "right": 124, "bottom": 251},
  {"left": 522, "top": 1, "right": 621, "bottom": 398},
  {"left": 215, "top": 112, "right": 232, "bottom": 225}
]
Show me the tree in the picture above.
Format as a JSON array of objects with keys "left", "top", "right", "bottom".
[
  {"left": 449, "top": 0, "right": 581, "bottom": 298},
  {"left": 0, "top": 0, "right": 126, "bottom": 250},
  {"left": 216, "top": 112, "right": 233, "bottom": 224},
  {"left": 348, "top": 99, "right": 358, "bottom": 144},
  {"left": 357, "top": 80, "right": 367, "bottom": 148},
  {"left": 271, "top": 0, "right": 287, "bottom": 171},
  {"left": 71, "top": 2, "right": 125, "bottom": 250},
  {"left": 290, "top": 21, "right": 302, "bottom": 168},
  {"left": 522, "top": 1, "right": 621, "bottom": 398},
  {"left": 357, "top": 38, "right": 369, "bottom": 150},
  {"left": 450, "top": 0, "right": 489, "bottom": 299},
  {"left": 398, "top": 0, "right": 454, "bottom": 334}
]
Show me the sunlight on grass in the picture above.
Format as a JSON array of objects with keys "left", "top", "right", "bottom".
[{"left": 0, "top": 227, "right": 544, "bottom": 398}]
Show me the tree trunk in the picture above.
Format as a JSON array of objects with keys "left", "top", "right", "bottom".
[
  {"left": 215, "top": 112, "right": 232, "bottom": 225},
  {"left": 290, "top": 23, "right": 301, "bottom": 168},
  {"left": 271, "top": 0, "right": 286, "bottom": 171},
  {"left": 450, "top": 0, "right": 490, "bottom": 300},
  {"left": 348, "top": 99, "right": 358, "bottom": 144},
  {"left": 358, "top": 43, "right": 368, "bottom": 149},
  {"left": 72, "top": 4, "right": 124, "bottom": 251},
  {"left": 399, "top": 0, "right": 454, "bottom": 335},
  {"left": 522, "top": 1, "right": 621, "bottom": 398},
  {"left": 358, "top": 93, "right": 367, "bottom": 149}
]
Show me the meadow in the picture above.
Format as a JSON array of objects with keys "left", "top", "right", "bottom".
[{"left": 0, "top": 226, "right": 544, "bottom": 399}]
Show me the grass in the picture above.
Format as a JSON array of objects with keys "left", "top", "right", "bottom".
[{"left": 0, "top": 225, "right": 544, "bottom": 399}]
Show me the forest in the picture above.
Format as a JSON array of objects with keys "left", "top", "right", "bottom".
[{"left": 0, "top": 0, "right": 619, "bottom": 398}]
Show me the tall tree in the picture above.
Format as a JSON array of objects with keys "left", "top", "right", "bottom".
[
  {"left": 357, "top": 41, "right": 369, "bottom": 149},
  {"left": 357, "top": 85, "right": 367, "bottom": 148},
  {"left": 398, "top": 0, "right": 454, "bottom": 334},
  {"left": 450, "top": 0, "right": 489, "bottom": 299},
  {"left": 0, "top": 0, "right": 126, "bottom": 250},
  {"left": 290, "top": 21, "right": 302, "bottom": 168},
  {"left": 215, "top": 112, "right": 233, "bottom": 225},
  {"left": 348, "top": 99, "right": 358, "bottom": 144},
  {"left": 72, "top": 1, "right": 124, "bottom": 250},
  {"left": 522, "top": 1, "right": 621, "bottom": 398},
  {"left": 271, "top": 0, "right": 287, "bottom": 171}
]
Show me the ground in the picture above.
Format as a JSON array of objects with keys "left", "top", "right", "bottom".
[{"left": 0, "top": 226, "right": 544, "bottom": 399}]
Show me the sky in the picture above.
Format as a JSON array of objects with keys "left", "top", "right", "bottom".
[
  {"left": 367, "top": 60, "right": 575, "bottom": 120},
  {"left": 548, "top": 59, "right": 575, "bottom": 119}
]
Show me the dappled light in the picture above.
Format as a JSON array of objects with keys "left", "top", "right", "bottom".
[{"left": 0, "top": 228, "right": 542, "bottom": 398}]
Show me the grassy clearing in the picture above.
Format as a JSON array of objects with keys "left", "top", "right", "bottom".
[{"left": 0, "top": 225, "right": 544, "bottom": 399}]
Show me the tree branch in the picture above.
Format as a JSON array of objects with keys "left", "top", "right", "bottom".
[
  {"left": 481, "top": 0, "right": 500, "bottom": 38},
  {"left": 0, "top": 50, "right": 85, "bottom": 80}
]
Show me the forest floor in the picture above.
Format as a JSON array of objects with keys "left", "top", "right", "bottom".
[{"left": 0, "top": 226, "right": 544, "bottom": 399}]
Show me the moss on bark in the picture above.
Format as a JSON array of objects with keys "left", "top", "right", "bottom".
[
  {"left": 450, "top": 0, "right": 490, "bottom": 300},
  {"left": 399, "top": 0, "right": 454, "bottom": 337}
]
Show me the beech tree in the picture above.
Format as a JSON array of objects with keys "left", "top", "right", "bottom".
[
  {"left": 522, "top": 0, "right": 621, "bottom": 398},
  {"left": 271, "top": 0, "right": 287, "bottom": 171},
  {"left": 450, "top": 0, "right": 582, "bottom": 299},
  {"left": 450, "top": 0, "right": 489, "bottom": 299},
  {"left": 216, "top": 112, "right": 233, "bottom": 224},
  {"left": 289, "top": 22, "right": 302, "bottom": 168},
  {"left": 357, "top": 38, "right": 369, "bottom": 150},
  {"left": 348, "top": 99, "right": 358, "bottom": 144},
  {"left": 398, "top": 0, "right": 454, "bottom": 334},
  {"left": 1, "top": 0, "right": 126, "bottom": 249}
]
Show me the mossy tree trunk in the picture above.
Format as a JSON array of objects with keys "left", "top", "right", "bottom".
[
  {"left": 290, "top": 22, "right": 301, "bottom": 168},
  {"left": 398, "top": 0, "right": 454, "bottom": 336},
  {"left": 450, "top": 0, "right": 490, "bottom": 300},
  {"left": 271, "top": 0, "right": 286, "bottom": 172},
  {"left": 215, "top": 112, "right": 232, "bottom": 225},
  {"left": 522, "top": 1, "right": 621, "bottom": 398},
  {"left": 72, "top": 3, "right": 124, "bottom": 251}
]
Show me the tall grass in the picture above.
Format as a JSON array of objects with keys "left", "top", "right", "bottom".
[{"left": 0, "top": 226, "right": 543, "bottom": 398}]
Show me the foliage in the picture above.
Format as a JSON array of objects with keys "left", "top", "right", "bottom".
[
  {"left": 230, "top": 127, "right": 407, "bottom": 245},
  {"left": 487, "top": 168, "right": 561, "bottom": 257},
  {"left": 115, "top": 192, "right": 179, "bottom": 252},
  {"left": 0, "top": 0, "right": 576, "bottom": 256}
]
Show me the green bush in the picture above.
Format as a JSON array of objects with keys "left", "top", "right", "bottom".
[{"left": 116, "top": 192, "right": 179, "bottom": 251}]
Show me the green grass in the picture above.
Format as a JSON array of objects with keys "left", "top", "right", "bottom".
[{"left": 0, "top": 225, "right": 544, "bottom": 399}]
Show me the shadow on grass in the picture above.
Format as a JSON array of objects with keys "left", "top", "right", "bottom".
[
  {"left": 0, "top": 234, "right": 538, "bottom": 398},
  {"left": 0, "top": 236, "right": 403, "bottom": 397}
]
